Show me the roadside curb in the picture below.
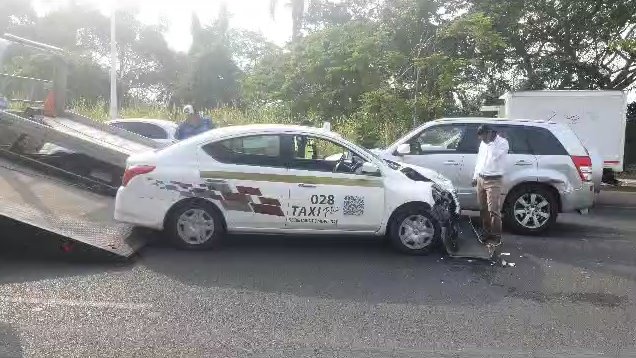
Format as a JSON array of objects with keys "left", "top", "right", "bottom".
[
  {"left": 601, "top": 185, "right": 636, "bottom": 193},
  {"left": 595, "top": 190, "right": 636, "bottom": 208}
]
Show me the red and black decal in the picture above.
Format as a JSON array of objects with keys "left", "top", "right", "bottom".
[{"left": 149, "top": 179, "right": 284, "bottom": 217}]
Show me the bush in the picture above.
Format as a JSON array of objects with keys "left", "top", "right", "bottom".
[{"left": 68, "top": 102, "right": 411, "bottom": 148}]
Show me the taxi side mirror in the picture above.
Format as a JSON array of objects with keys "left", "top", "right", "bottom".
[
  {"left": 361, "top": 162, "right": 380, "bottom": 175},
  {"left": 396, "top": 143, "right": 411, "bottom": 156}
]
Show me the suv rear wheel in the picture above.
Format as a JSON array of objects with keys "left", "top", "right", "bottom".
[{"left": 503, "top": 185, "right": 558, "bottom": 235}]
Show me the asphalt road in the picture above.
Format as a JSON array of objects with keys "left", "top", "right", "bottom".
[{"left": 1, "top": 192, "right": 636, "bottom": 357}]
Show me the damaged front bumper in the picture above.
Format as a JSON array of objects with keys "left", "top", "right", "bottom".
[{"left": 431, "top": 185, "right": 460, "bottom": 243}]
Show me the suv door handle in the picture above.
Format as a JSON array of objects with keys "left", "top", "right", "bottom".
[
  {"left": 515, "top": 160, "right": 533, "bottom": 166},
  {"left": 443, "top": 160, "right": 459, "bottom": 166},
  {"left": 298, "top": 183, "right": 317, "bottom": 188}
]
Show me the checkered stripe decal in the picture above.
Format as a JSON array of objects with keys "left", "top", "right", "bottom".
[{"left": 148, "top": 178, "right": 284, "bottom": 217}]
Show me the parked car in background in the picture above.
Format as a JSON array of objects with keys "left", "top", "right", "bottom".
[
  {"left": 378, "top": 118, "right": 598, "bottom": 235},
  {"left": 38, "top": 118, "right": 178, "bottom": 186}
]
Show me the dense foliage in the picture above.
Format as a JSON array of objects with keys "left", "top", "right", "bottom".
[{"left": 0, "top": 0, "right": 635, "bottom": 147}]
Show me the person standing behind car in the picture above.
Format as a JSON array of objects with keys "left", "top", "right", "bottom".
[
  {"left": 471, "top": 124, "right": 509, "bottom": 246},
  {"left": 175, "top": 104, "right": 215, "bottom": 140}
]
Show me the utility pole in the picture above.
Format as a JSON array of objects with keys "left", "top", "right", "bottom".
[
  {"left": 412, "top": 67, "right": 420, "bottom": 128},
  {"left": 109, "top": 7, "right": 118, "bottom": 120}
]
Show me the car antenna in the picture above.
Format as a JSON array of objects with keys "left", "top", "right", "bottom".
[{"left": 546, "top": 112, "right": 557, "bottom": 123}]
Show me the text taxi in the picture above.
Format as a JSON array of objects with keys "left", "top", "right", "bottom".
[{"left": 114, "top": 124, "right": 460, "bottom": 255}]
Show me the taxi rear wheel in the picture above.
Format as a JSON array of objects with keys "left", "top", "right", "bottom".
[
  {"left": 165, "top": 201, "right": 224, "bottom": 250},
  {"left": 389, "top": 208, "right": 440, "bottom": 255}
]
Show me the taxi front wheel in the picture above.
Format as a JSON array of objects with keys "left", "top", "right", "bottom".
[
  {"left": 165, "top": 201, "right": 224, "bottom": 250},
  {"left": 388, "top": 208, "right": 441, "bottom": 255}
]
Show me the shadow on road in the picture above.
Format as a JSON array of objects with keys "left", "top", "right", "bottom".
[
  {"left": 0, "top": 218, "right": 133, "bottom": 284},
  {"left": 140, "top": 233, "right": 545, "bottom": 307},
  {"left": 510, "top": 214, "right": 636, "bottom": 282},
  {"left": 0, "top": 323, "right": 22, "bottom": 358}
]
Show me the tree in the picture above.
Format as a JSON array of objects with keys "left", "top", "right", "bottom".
[
  {"left": 0, "top": 0, "right": 34, "bottom": 34},
  {"left": 174, "top": 8, "right": 242, "bottom": 109},
  {"left": 2, "top": 2, "right": 183, "bottom": 106},
  {"left": 626, "top": 101, "right": 636, "bottom": 165},
  {"left": 458, "top": 0, "right": 636, "bottom": 90},
  {"left": 270, "top": 0, "right": 306, "bottom": 41},
  {"left": 244, "top": 21, "right": 395, "bottom": 120}
]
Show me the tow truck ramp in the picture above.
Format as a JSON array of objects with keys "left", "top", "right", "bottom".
[
  {"left": 0, "top": 149, "right": 146, "bottom": 258},
  {"left": 0, "top": 109, "right": 157, "bottom": 167}
]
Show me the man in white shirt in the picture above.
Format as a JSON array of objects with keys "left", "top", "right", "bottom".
[{"left": 472, "top": 125, "right": 509, "bottom": 246}]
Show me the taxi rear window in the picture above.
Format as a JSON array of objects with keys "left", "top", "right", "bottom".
[{"left": 202, "top": 135, "right": 283, "bottom": 166}]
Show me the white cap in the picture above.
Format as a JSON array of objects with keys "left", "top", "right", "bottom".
[{"left": 183, "top": 104, "right": 195, "bottom": 114}]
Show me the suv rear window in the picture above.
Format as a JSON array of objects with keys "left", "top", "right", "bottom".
[{"left": 525, "top": 127, "right": 568, "bottom": 155}]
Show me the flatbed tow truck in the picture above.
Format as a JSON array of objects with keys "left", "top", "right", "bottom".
[{"left": 0, "top": 34, "right": 159, "bottom": 258}]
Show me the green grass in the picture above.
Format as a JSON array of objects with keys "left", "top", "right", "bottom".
[
  {"left": 71, "top": 102, "right": 296, "bottom": 126},
  {"left": 68, "top": 102, "right": 390, "bottom": 147}
]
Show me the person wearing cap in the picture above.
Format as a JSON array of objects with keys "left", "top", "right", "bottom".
[
  {"left": 175, "top": 104, "right": 215, "bottom": 140},
  {"left": 472, "top": 124, "right": 509, "bottom": 246}
]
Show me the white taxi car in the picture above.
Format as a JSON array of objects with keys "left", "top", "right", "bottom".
[{"left": 114, "top": 125, "right": 460, "bottom": 254}]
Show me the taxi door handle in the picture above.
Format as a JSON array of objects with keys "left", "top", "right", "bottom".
[
  {"left": 515, "top": 160, "right": 533, "bottom": 166},
  {"left": 443, "top": 160, "right": 459, "bottom": 166},
  {"left": 298, "top": 183, "right": 317, "bottom": 188}
]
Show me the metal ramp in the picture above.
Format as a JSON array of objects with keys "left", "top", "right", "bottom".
[
  {"left": 0, "top": 150, "right": 146, "bottom": 257},
  {"left": 0, "top": 110, "right": 158, "bottom": 167},
  {"left": 443, "top": 216, "right": 496, "bottom": 261}
]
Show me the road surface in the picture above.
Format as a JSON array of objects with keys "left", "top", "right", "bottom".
[{"left": 1, "top": 191, "right": 635, "bottom": 357}]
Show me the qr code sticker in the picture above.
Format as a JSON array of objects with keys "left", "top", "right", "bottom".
[{"left": 343, "top": 195, "right": 364, "bottom": 216}]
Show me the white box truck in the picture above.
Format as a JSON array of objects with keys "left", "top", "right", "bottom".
[{"left": 498, "top": 90, "right": 627, "bottom": 180}]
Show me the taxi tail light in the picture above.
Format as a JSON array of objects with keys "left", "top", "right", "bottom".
[
  {"left": 122, "top": 165, "right": 155, "bottom": 186},
  {"left": 571, "top": 156, "right": 592, "bottom": 182}
]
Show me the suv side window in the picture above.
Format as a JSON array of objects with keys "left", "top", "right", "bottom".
[
  {"left": 408, "top": 125, "right": 468, "bottom": 154},
  {"left": 492, "top": 125, "right": 532, "bottom": 154},
  {"left": 525, "top": 127, "right": 568, "bottom": 155},
  {"left": 452, "top": 124, "right": 532, "bottom": 155},
  {"left": 202, "top": 135, "right": 284, "bottom": 167}
]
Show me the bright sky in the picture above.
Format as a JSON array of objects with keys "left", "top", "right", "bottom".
[{"left": 32, "top": 0, "right": 293, "bottom": 52}]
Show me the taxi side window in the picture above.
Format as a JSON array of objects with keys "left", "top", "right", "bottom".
[
  {"left": 203, "top": 135, "right": 284, "bottom": 167},
  {"left": 289, "top": 135, "right": 368, "bottom": 174}
]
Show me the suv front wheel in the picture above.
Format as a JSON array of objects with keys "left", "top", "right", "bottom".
[{"left": 503, "top": 185, "right": 558, "bottom": 235}]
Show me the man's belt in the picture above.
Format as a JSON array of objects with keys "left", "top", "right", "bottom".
[{"left": 479, "top": 174, "right": 503, "bottom": 180}]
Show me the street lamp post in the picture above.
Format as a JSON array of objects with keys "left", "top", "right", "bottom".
[{"left": 109, "top": 7, "right": 118, "bottom": 120}]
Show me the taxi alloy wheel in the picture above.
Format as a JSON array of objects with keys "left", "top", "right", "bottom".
[
  {"left": 177, "top": 209, "right": 215, "bottom": 245},
  {"left": 389, "top": 208, "right": 440, "bottom": 255},
  {"left": 167, "top": 201, "right": 223, "bottom": 250}
]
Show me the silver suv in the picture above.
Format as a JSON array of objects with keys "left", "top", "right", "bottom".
[{"left": 380, "top": 118, "right": 598, "bottom": 235}]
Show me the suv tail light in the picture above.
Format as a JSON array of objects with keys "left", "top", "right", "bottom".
[
  {"left": 571, "top": 156, "right": 592, "bottom": 182},
  {"left": 122, "top": 165, "right": 155, "bottom": 186}
]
